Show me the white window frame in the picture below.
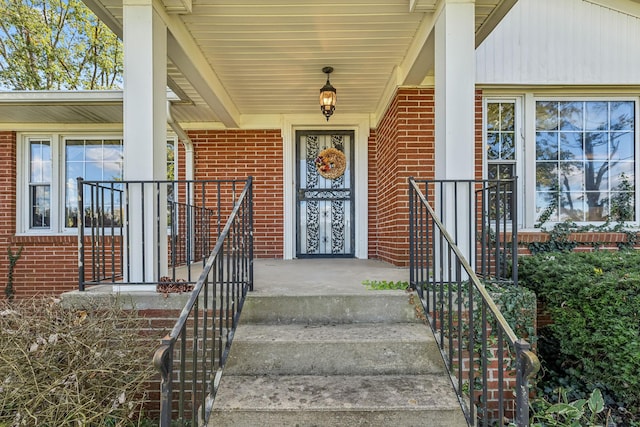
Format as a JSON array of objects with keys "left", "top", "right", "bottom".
[
  {"left": 526, "top": 95, "right": 639, "bottom": 228},
  {"left": 484, "top": 92, "right": 640, "bottom": 230},
  {"left": 17, "top": 133, "right": 179, "bottom": 235},
  {"left": 482, "top": 96, "right": 524, "bottom": 229}
]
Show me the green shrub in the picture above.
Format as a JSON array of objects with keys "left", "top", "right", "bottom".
[
  {"left": 519, "top": 251, "right": 640, "bottom": 417},
  {"left": 0, "top": 298, "right": 156, "bottom": 426}
]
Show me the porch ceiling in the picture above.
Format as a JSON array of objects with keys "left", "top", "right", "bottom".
[{"left": 4, "top": 0, "right": 519, "bottom": 127}]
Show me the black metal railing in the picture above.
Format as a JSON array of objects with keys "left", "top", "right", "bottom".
[
  {"left": 411, "top": 178, "right": 519, "bottom": 285},
  {"left": 409, "top": 177, "right": 539, "bottom": 426},
  {"left": 152, "top": 177, "right": 253, "bottom": 426},
  {"left": 77, "top": 178, "right": 249, "bottom": 289}
]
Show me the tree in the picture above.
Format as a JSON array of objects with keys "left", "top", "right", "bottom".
[{"left": 0, "top": 0, "right": 122, "bottom": 90}]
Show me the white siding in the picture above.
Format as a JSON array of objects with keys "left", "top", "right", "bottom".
[{"left": 476, "top": 0, "right": 640, "bottom": 85}]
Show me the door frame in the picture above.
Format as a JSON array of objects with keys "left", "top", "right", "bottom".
[{"left": 283, "top": 115, "right": 369, "bottom": 259}]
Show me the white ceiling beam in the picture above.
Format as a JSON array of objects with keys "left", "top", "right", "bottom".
[
  {"left": 475, "top": 0, "right": 518, "bottom": 46},
  {"left": 409, "top": 0, "right": 439, "bottom": 12},
  {"left": 81, "top": 0, "right": 123, "bottom": 38},
  {"left": 82, "top": 0, "right": 239, "bottom": 127},
  {"left": 153, "top": 0, "right": 240, "bottom": 128}
]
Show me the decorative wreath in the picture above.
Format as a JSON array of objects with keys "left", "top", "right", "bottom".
[{"left": 314, "top": 147, "right": 346, "bottom": 180}]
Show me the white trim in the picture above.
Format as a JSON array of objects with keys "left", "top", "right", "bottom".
[
  {"left": 0, "top": 123, "right": 124, "bottom": 132},
  {"left": 0, "top": 91, "right": 123, "bottom": 103},
  {"left": 283, "top": 114, "right": 370, "bottom": 259}
]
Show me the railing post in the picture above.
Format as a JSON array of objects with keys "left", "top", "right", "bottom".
[
  {"left": 153, "top": 340, "right": 174, "bottom": 427},
  {"left": 248, "top": 176, "right": 254, "bottom": 292},
  {"left": 514, "top": 339, "right": 532, "bottom": 427},
  {"left": 511, "top": 177, "right": 519, "bottom": 286},
  {"left": 409, "top": 177, "right": 415, "bottom": 289},
  {"left": 77, "top": 177, "right": 85, "bottom": 291}
]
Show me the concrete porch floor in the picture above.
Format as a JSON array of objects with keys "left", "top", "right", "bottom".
[
  {"left": 62, "top": 258, "right": 410, "bottom": 309},
  {"left": 252, "top": 258, "right": 410, "bottom": 296}
]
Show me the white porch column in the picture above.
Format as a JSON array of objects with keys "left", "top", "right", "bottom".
[
  {"left": 123, "top": 0, "right": 168, "bottom": 284},
  {"left": 434, "top": 0, "right": 476, "bottom": 262}
]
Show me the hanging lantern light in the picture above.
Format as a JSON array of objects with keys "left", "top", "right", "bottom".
[{"left": 319, "top": 66, "right": 336, "bottom": 121}]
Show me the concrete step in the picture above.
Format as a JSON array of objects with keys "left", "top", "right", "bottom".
[
  {"left": 224, "top": 323, "right": 445, "bottom": 376},
  {"left": 210, "top": 290, "right": 466, "bottom": 427},
  {"left": 240, "top": 292, "right": 419, "bottom": 324},
  {"left": 210, "top": 374, "right": 467, "bottom": 427}
]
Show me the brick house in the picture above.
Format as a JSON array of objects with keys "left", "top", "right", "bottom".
[{"left": 2, "top": 0, "right": 640, "bottom": 298}]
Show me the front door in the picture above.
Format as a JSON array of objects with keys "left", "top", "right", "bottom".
[{"left": 296, "top": 130, "right": 354, "bottom": 257}]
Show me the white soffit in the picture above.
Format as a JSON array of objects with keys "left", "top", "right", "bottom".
[
  {"left": 71, "top": 0, "right": 516, "bottom": 126},
  {"left": 0, "top": 91, "right": 123, "bottom": 124}
]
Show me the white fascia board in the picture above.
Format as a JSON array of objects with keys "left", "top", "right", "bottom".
[
  {"left": 372, "top": 11, "right": 437, "bottom": 125},
  {"left": 81, "top": 0, "right": 123, "bottom": 38},
  {"left": 0, "top": 90, "right": 123, "bottom": 103},
  {"left": 584, "top": 0, "right": 640, "bottom": 18}
]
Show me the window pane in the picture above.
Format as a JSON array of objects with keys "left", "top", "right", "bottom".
[
  {"left": 585, "top": 101, "right": 608, "bottom": 131},
  {"left": 610, "top": 162, "right": 635, "bottom": 187},
  {"left": 536, "top": 192, "right": 559, "bottom": 222},
  {"left": 30, "top": 141, "right": 51, "bottom": 183},
  {"left": 66, "top": 162, "right": 83, "bottom": 182},
  {"left": 536, "top": 101, "right": 558, "bottom": 130},
  {"left": 559, "top": 133, "right": 583, "bottom": 160},
  {"left": 501, "top": 133, "right": 515, "bottom": 160},
  {"left": 536, "top": 163, "right": 557, "bottom": 191},
  {"left": 536, "top": 132, "right": 558, "bottom": 160},
  {"left": 30, "top": 185, "right": 50, "bottom": 228},
  {"left": 584, "top": 132, "right": 608, "bottom": 160},
  {"left": 487, "top": 103, "right": 500, "bottom": 131},
  {"left": 104, "top": 162, "right": 123, "bottom": 181},
  {"left": 501, "top": 104, "right": 515, "bottom": 131},
  {"left": 560, "top": 192, "right": 586, "bottom": 221},
  {"left": 559, "top": 101, "right": 583, "bottom": 131},
  {"left": 66, "top": 140, "right": 85, "bottom": 161},
  {"left": 611, "top": 132, "right": 634, "bottom": 161},
  {"left": 487, "top": 133, "right": 499, "bottom": 160},
  {"left": 65, "top": 139, "right": 123, "bottom": 228},
  {"left": 84, "top": 161, "right": 103, "bottom": 181},
  {"left": 560, "top": 161, "right": 584, "bottom": 192},
  {"left": 103, "top": 143, "right": 123, "bottom": 162},
  {"left": 610, "top": 101, "right": 634, "bottom": 131}
]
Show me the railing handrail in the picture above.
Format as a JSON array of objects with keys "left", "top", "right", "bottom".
[
  {"left": 164, "top": 178, "right": 251, "bottom": 342},
  {"left": 152, "top": 176, "right": 253, "bottom": 426},
  {"left": 409, "top": 177, "right": 540, "bottom": 427},
  {"left": 410, "top": 178, "right": 520, "bottom": 345}
]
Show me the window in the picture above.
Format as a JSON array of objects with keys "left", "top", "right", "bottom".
[
  {"left": 65, "top": 138, "right": 124, "bottom": 228},
  {"left": 20, "top": 134, "right": 178, "bottom": 234},
  {"left": 485, "top": 100, "right": 519, "bottom": 224},
  {"left": 29, "top": 139, "right": 52, "bottom": 228},
  {"left": 535, "top": 101, "right": 635, "bottom": 222},
  {"left": 484, "top": 96, "right": 637, "bottom": 227}
]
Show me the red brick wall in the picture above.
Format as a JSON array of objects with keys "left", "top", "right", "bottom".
[
  {"left": 188, "top": 129, "right": 284, "bottom": 258},
  {"left": 0, "top": 132, "right": 80, "bottom": 298},
  {"left": 371, "top": 88, "right": 436, "bottom": 265}
]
